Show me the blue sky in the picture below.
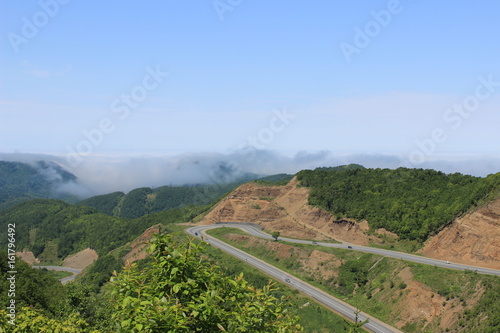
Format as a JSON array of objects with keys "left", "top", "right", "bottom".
[{"left": 1, "top": 0, "right": 500, "bottom": 184}]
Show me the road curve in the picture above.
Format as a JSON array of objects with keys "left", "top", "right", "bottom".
[
  {"left": 186, "top": 225, "right": 403, "bottom": 333},
  {"left": 33, "top": 265, "right": 82, "bottom": 284},
  {"left": 192, "top": 223, "right": 500, "bottom": 277}
]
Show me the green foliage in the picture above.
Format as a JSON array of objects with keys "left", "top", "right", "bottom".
[
  {"left": 109, "top": 233, "right": 302, "bottom": 332},
  {"left": 0, "top": 251, "right": 65, "bottom": 316},
  {"left": 0, "top": 199, "right": 211, "bottom": 264},
  {"left": 254, "top": 174, "right": 294, "bottom": 186},
  {"left": 0, "top": 161, "right": 78, "bottom": 210},
  {"left": 117, "top": 187, "right": 153, "bottom": 218},
  {"left": 314, "top": 164, "right": 365, "bottom": 172},
  {"left": 201, "top": 237, "right": 349, "bottom": 332},
  {"left": 0, "top": 307, "right": 92, "bottom": 332},
  {"left": 79, "top": 254, "right": 125, "bottom": 292},
  {"left": 209, "top": 228, "right": 500, "bottom": 332},
  {"left": 80, "top": 181, "right": 253, "bottom": 219},
  {"left": 336, "top": 254, "right": 372, "bottom": 294},
  {"left": 271, "top": 231, "right": 281, "bottom": 241},
  {"left": 79, "top": 192, "right": 125, "bottom": 216},
  {"left": 297, "top": 167, "right": 500, "bottom": 241}
]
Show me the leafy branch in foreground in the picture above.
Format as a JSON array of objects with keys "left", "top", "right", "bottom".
[{"left": 109, "top": 233, "right": 302, "bottom": 332}]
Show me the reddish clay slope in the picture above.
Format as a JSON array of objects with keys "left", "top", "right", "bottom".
[{"left": 419, "top": 198, "right": 500, "bottom": 269}]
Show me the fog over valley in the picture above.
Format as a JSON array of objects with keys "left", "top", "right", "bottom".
[{"left": 1, "top": 151, "right": 499, "bottom": 198}]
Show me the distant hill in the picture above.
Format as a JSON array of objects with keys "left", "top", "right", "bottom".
[
  {"left": 253, "top": 173, "right": 294, "bottom": 185},
  {"left": 0, "top": 198, "right": 209, "bottom": 262},
  {"left": 296, "top": 167, "right": 500, "bottom": 241},
  {"left": 79, "top": 175, "right": 274, "bottom": 219},
  {"left": 313, "top": 164, "right": 365, "bottom": 172},
  {"left": 0, "top": 160, "right": 80, "bottom": 209}
]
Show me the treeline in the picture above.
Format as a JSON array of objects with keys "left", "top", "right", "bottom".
[
  {"left": 0, "top": 199, "right": 211, "bottom": 261},
  {"left": 0, "top": 235, "right": 302, "bottom": 332},
  {"left": 0, "top": 161, "right": 78, "bottom": 209},
  {"left": 297, "top": 167, "right": 500, "bottom": 241},
  {"left": 253, "top": 173, "right": 294, "bottom": 186},
  {"left": 79, "top": 182, "right": 250, "bottom": 219}
]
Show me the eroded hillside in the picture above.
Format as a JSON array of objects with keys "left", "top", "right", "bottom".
[
  {"left": 201, "top": 177, "right": 500, "bottom": 269},
  {"left": 419, "top": 198, "right": 500, "bottom": 269},
  {"left": 201, "top": 177, "right": 381, "bottom": 244}
]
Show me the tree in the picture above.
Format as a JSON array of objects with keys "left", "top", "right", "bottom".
[
  {"left": 271, "top": 231, "right": 281, "bottom": 241},
  {"left": 109, "top": 233, "right": 302, "bottom": 332},
  {"left": 344, "top": 309, "right": 369, "bottom": 333}
]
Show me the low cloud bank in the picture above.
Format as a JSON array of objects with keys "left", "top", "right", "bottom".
[{"left": 1, "top": 151, "right": 499, "bottom": 198}]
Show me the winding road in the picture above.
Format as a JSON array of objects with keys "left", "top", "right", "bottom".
[
  {"left": 187, "top": 224, "right": 403, "bottom": 333},
  {"left": 186, "top": 223, "right": 500, "bottom": 333},
  {"left": 33, "top": 265, "right": 82, "bottom": 284}
]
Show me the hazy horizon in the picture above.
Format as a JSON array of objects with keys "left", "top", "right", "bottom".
[
  {"left": 1, "top": 1, "right": 499, "bottom": 193},
  {"left": 1, "top": 151, "right": 499, "bottom": 198}
]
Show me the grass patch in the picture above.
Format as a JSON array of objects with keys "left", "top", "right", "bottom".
[
  {"left": 206, "top": 226, "right": 500, "bottom": 332},
  {"left": 200, "top": 234, "right": 352, "bottom": 332}
]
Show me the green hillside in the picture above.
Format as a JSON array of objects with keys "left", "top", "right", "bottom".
[
  {"left": 253, "top": 173, "right": 294, "bottom": 185},
  {"left": 0, "top": 199, "right": 210, "bottom": 263},
  {"left": 78, "top": 191, "right": 125, "bottom": 215},
  {"left": 297, "top": 167, "right": 500, "bottom": 241},
  {"left": 79, "top": 181, "right": 264, "bottom": 219},
  {"left": 0, "top": 160, "right": 79, "bottom": 209}
]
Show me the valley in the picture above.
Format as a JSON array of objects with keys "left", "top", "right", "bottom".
[{"left": 1, "top": 163, "right": 499, "bottom": 332}]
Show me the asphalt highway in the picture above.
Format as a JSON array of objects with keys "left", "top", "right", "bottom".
[
  {"left": 33, "top": 265, "right": 82, "bottom": 284},
  {"left": 186, "top": 224, "right": 404, "bottom": 333},
  {"left": 189, "top": 223, "right": 500, "bottom": 277}
]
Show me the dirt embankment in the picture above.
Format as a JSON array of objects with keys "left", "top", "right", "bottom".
[
  {"left": 122, "top": 225, "right": 161, "bottom": 265},
  {"left": 63, "top": 248, "right": 98, "bottom": 269},
  {"left": 224, "top": 233, "right": 483, "bottom": 331},
  {"left": 419, "top": 198, "right": 500, "bottom": 269},
  {"left": 202, "top": 177, "right": 500, "bottom": 269},
  {"left": 15, "top": 250, "right": 40, "bottom": 265},
  {"left": 394, "top": 267, "right": 483, "bottom": 331},
  {"left": 201, "top": 177, "right": 381, "bottom": 244},
  {"left": 226, "top": 233, "right": 342, "bottom": 282}
]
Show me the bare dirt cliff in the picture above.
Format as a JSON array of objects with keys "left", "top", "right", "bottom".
[
  {"left": 201, "top": 177, "right": 381, "bottom": 244},
  {"left": 419, "top": 198, "right": 500, "bottom": 269}
]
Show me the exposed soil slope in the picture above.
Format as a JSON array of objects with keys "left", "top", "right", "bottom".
[
  {"left": 122, "top": 225, "right": 161, "bottom": 265},
  {"left": 202, "top": 177, "right": 500, "bottom": 269},
  {"left": 62, "top": 248, "right": 98, "bottom": 269},
  {"left": 201, "top": 177, "right": 381, "bottom": 244},
  {"left": 221, "top": 232, "right": 485, "bottom": 332},
  {"left": 15, "top": 250, "right": 39, "bottom": 265},
  {"left": 419, "top": 198, "right": 500, "bottom": 269}
]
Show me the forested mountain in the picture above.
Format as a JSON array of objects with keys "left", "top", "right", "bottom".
[
  {"left": 253, "top": 173, "right": 294, "bottom": 185},
  {"left": 0, "top": 160, "right": 79, "bottom": 209},
  {"left": 297, "top": 167, "right": 500, "bottom": 241},
  {"left": 0, "top": 236, "right": 302, "bottom": 332},
  {"left": 0, "top": 199, "right": 210, "bottom": 262},
  {"left": 79, "top": 179, "right": 266, "bottom": 219}
]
